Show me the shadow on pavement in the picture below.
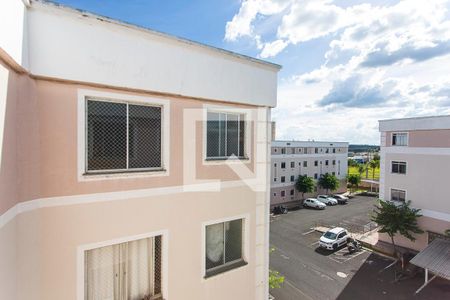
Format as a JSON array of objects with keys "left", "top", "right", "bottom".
[{"left": 337, "top": 253, "right": 450, "bottom": 300}]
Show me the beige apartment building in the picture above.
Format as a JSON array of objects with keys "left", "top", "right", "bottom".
[
  {"left": 379, "top": 116, "right": 450, "bottom": 251},
  {"left": 0, "top": 1, "right": 280, "bottom": 299},
  {"left": 270, "top": 141, "right": 348, "bottom": 208}
]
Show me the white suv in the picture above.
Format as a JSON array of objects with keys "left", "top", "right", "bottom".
[
  {"left": 303, "top": 198, "right": 326, "bottom": 210},
  {"left": 319, "top": 227, "right": 349, "bottom": 250},
  {"left": 317, "top": 195, "right": 338, "bottom": 206}
]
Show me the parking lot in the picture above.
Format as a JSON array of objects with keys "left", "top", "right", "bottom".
[{"left": 269, "top": 196, "right": 450, "bottom": 300}]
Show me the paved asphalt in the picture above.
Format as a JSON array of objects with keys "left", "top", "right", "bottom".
[
  {"left": 269, "top": 196, "right": 376, "bottom": 300},
  {"left": 269, "top": 196, "right": 450, "bottom": 300}
]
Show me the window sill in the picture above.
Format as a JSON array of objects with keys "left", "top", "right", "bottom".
[
  {"left": 205, "top": 157, "right": 249, "bottom": 161},
  {"left": 80, "top": 169, "right": 168, "bottom": 181},
  {"left": 204, "top": 260, "right": 247, "bottom": 279}
]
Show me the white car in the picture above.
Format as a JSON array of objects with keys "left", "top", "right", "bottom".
[
  {"left": 303, "top": 198, "right": 326, "bottom": 210},
  {"left": 319, "top": 227, "right": 349, "bottom": 250},
  {"left": 332, "top": 194, "right": 349, "bottom": 204},
  {"left": 317, "top": 195, "right": 338, "bottom": 206}
]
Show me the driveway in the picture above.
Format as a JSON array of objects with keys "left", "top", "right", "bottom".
[{"left": 269, "top": 196, "right": 449, "bottom": 300}]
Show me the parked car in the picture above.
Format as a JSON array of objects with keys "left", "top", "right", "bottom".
[
  {"left": 303, "top": 198, "right": 326, "bottom": 210},
  {"left": 332, "top": 194, "right": 348, "bottom": 204},
  {"left": 273, "top": 205, "right": 288, "bottom": 215},
  {"left": 317, "top": 195, "right": 338, "bottom": 206},
  {"left": 319, "top": 227, "right": 349, "bottom": 250}
]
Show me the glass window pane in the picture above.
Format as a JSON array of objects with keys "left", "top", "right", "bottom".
[
  {"left": 87, "top": 100, "right": 127, "bottom": 171},
  {"left": 128, "top": 105, "right": 162, "bottom": 169},
  {"left": 206, "top": 223, "right": 224, "bottom": 270},
  {"left": 207, "top": 112, "right": 225, "bottom": 158},
  {"left": 225, "top": 219, "right": 242, "bottom": 263},
  {"left": 239, "top": 116, "right": 245, "bottom": 157},
  {"left": 226, "top": 114, "right": 239, "bottom": 157}
]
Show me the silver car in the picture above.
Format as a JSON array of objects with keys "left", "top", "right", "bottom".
[
  {"left": 317, "top": 195, "right": 338, "bottom": 206},
  {"left": 303, "top": 198, "right": 326, "bottom": 210}
]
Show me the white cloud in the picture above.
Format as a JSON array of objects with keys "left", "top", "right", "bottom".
[{"left": 259, "top": 39, "right": 288, "bottom": 58}]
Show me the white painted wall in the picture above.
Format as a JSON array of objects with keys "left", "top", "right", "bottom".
[
  {"left": 379, "top": 115, "right": 450, "bottom": 131},
  {"left": 0, "top": 0, "right": 28, "bottom": 67},
  {"left": 23, "top": 2, "right": 279, "bottom": 107}
]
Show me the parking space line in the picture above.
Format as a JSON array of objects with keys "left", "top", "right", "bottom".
[{"left": 302, "top": 229, "right": 316, "bottom": 235}]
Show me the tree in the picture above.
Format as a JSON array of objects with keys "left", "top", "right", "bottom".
[
  {"left": 269, "top": 248, "right": 285, "bottom": 289},
  {"left": 295, "top": 175, "right": 315, "bottom": 199},
  {"left": 318, "top": 173, "right": 339, "bottom": 194},
  {"left": 371, "top": 200, "right": 423, "bottom": 255},
  {"left": 368, "top": 159, "right": 380, "bottom": 180},
  {"left": 373, "top": 153, "right": 380, "bottom": 162},
  {"left": 348, "top": 159, "right": 358, "bottom": 167},
  {"left": 357, "top": 164, "right": 366, "bottom": 177},
  {"left": 347, "top": 174, "right": 361, "bottom": 194}
]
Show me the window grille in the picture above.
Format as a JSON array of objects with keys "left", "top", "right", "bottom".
[
  {"left": 290, "top": 161, "right": 295, "bottom": 168},
  {"left": 281, "top": 162, "right": 286, "bottom": 169},
  {"left": 281, "top": 176, "right": 285, "bottom": 183},
  {"left": 86, "top": 99, "right": 162, "bottom": 173},
  {"left": 290, "top": 175, "right": 295, "bottom": 182},
  {"left": 206, "top": 112, "right": 245, "bottom": 159},
  {"left": 205, "top": 219, "right": 244, "bottom": 277},
  {"left": 303, "top": 161, "right": 307, "bottom": 167},
  {"left": 85, "top": 235, "right": 162, "bottom": 300}
]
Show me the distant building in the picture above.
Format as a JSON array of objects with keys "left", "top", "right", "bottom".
[
  {"left": 379, "top": 115, "right": 450, "bottom": 251},
  {"left": 270, "top": 141, "right": 348, "bottom": 209}
]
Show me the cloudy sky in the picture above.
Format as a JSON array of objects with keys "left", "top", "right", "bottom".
[{"left": 56, "top": 0, "right": 450, "bottom": 144}]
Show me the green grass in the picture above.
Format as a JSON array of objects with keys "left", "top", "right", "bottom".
[{"left": 348, "top": 165, "right": 380, "bottom": 180}]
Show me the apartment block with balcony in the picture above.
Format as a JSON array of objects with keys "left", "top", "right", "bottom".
[
  {"left": 379, "top": 115, "right": 450, "bottom": 251},
  {"left": 0, "top": 1, "right": 280, "bottom": 299},
  {"left": 270, "top": 141, "right": 348, "bottom": 208}
]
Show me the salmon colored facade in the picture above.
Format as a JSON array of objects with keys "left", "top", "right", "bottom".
[
  {"left": 379, "top": 116, "right": 450, "bottom": 252},
  {"left": 0, "top": 1, "right": 280, "bottom": 299}
]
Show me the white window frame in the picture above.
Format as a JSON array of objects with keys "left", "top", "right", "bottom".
[
  {"left": 77, "top": 229, "right": 169, "bottom": 300},
  {"left": 201, "top": 214, "right": 249, "bottom": 280},
  {"left": 202, "top": 105, "right": 252, "bottom": 164},
  {"left": 390, "top": 188, "right": 407, "bottom": 202},
  {"left": 77, "top": 89, "right": 170, "bottom": 181},
  {"left": 391, "top": 132, "right": 408, "bottom": 146},
  {"left": 391, "top": 160, "right": 407, "bottom": 174}
]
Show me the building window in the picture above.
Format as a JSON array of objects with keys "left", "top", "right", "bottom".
[
  {"left": 290, "top": 175, "right": 295, "bottom": 182},
  {"left": 333, "top": 148, "right": 336, "bottom": 153},
  {"left": 274, "top": 149, "right": 277, "bottom": 153},
  {"left": 332, "top": 160, "right": 336, "bottom": 165},
  {"left": 205, "top": 219, "right": 245, "bottom": 277},
  {"left": 281, "top": 176, "right": 285, "bottom": 183},
  {"left": 290, "top": 161, "right": 295, "bottom": 168},
  {"left": 206, "top": 112, "right": 245, "bottom": 159},
  {"left": 315, "top": 148, "right": 318, "bottom": 154},
  {"left": 332, "top": 172, "right": 335, "bottom": 176},
  {"left": 274, "top": 178, "right": 277, "bottom": 182},
  {"left": 86, "top": 99, "right": 162, "bottom": 173},
  {"left": 290, "top": 189, "right": 294, "bottom": 196},
  {"left": 325, "top": 148, "right": 329, "bottom": 153},
  {"left": 314, "top": 161, "right": 318, "bottom": 167},
  {"left": 391, "top": 189, "right": 406, "bottom": 202},
  {"left": 392, "top": 133, "right": 408, "bottom": 146},
  {"left": 391, "top": 161, "right": 407, "bottom": 174},
  {"left": 281, "top": 162, "right": 286, "bottom": 169},
  {"left": 304, "top": 147, "right": 308, "bottom": 153},
  {"left": 281, "top": 148, "right": 286, "bottom": 154},
  {"left": 325, "top": 160, "right": 329, "bottom": 166},
  {"left": 314, "top": 173, "right": 318, "bottom": 179},
  {"left": 273, "top": 192, "right": 276, "bottom": 196},
  {"left": 274, "top": 163, "right": 277, "bottom": 167},
  {"left": 281, "top": 191, "right": 285, "bottom": 197},
  {"left": 85, "top": 236, "right": 162, "bottom": 300},
  {"left": 303, "top": 161, "right": 307, "bottom": 167}
]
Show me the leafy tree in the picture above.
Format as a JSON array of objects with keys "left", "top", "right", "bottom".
[
  {"left": 368, "top": 159, "right": 380, "bottom": 179},
  {"left": 318, "top": 173, "right": 339, "bottom": 194},
  {"left": 371, "top": 200, "right": 424, "bottom": 255},
  {"left": 373, "top": 153, "right": 380, "bottom": 162},
  {"left": 348, "top": 159, "right": 358, "bottom": 167},
  {"left": 347, "top": 174, "right": 361, "bottom": 194},
  {"left": 295, "top": 175, "right": 315, "bottom": 199},
  {"left": 269, "top": 248, "right": 285, "bottom": 289},
  {"left": 357, "top": 164, "right": 366, "bottom": 177}
]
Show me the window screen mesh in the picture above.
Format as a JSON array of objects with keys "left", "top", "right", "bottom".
[
  {"left": 85, "top": 236, "right": 162, "bottom": 300},
  {"left": 87, "top": 101, "right": 127, "bottom": 171},
  {"left": 86, "top": 100, "right": 162, "bottom": 172},
  {"left": 224, "top": 219, "right": 242, "bottom": 263},
  {"left": 206, "top": 112, "right": 245, "bottom": 158}
]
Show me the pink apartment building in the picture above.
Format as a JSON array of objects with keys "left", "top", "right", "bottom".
[
  {"left": 0, "top": 0, "right": 280, "bottom": 299},
  {"left": 270, "top": 141, "right": 348, "bottom": 209},
  {"left": 379, "top": 115, "right": 450, "bottom": 251}
]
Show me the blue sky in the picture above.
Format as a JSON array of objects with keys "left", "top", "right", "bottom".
[{"left": 54, "top": 0, "right": 450, "bottom": 144}]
